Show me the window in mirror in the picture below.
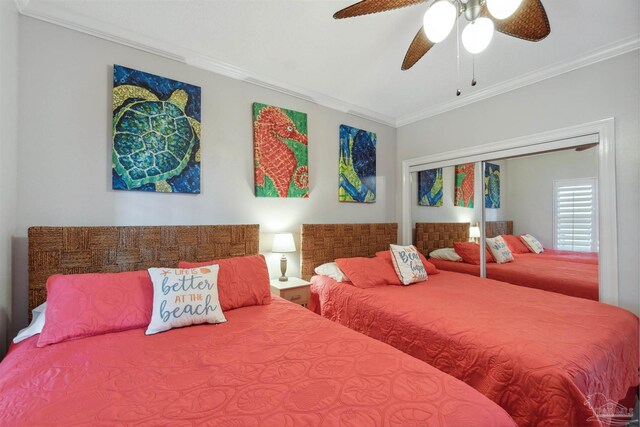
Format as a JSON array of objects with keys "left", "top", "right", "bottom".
[{"left": 553, "top": 178, "right": 598, "bottom": 252}]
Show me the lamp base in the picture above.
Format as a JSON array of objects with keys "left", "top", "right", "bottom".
[{"left": 279, "top": 254, "right": 288, "bottom": 281}]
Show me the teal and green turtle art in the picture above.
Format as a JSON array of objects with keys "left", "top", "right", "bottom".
[{"left": 112, "top": 65, "right": 201, "bottom": 193}]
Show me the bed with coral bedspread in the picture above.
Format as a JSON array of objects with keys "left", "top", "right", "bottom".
[
  {"left": 302, "top": 223, "right": 638, "bottom": 427},
  {"left": 0, "top": 225, "right": 515, "bottom": 427},
  {"left": 415, "top": 222, "right": 599, "bottom": 300}
]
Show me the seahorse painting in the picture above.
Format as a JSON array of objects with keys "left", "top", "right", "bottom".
[
  {"left": 253, "top": 103, "right": 308, "bottom": 198},
  {"left": 418, "top": 168, "right": 443, "bottom": 206},
  {"left": 339, "top": 124, "right": 376, "bottom": 203},
  {"left": 485, "top": 162, "right": 500, "bottom": 208},
  {"left": 454, "top": 163, "right": 474, "bottom": 208}
]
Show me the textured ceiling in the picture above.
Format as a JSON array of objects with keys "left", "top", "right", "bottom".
[{"left": 23, "top": 0, "right": 640, "bottom": 125}]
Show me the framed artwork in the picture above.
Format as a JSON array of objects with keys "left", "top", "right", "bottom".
[
  {"left": 485, "top": 162, "right": 501, "bottom": 208},
  {"left": 112, "top": 65, "right": 201, "bottom": 193},
  {"left": 418, "top": 168, "right": 443, "bottom": 206},
  {"left": 454, "top": 163, "right": 474, "bottom": 208},
  {"left": 338, "top": 124, "right": 376, "bottom": 203},
  {"left": 253, "top": 103, "right": 308, "bottom": 198}
]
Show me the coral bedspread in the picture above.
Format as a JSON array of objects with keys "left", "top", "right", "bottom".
[
  {"left": 309, "top": 273, "right": 639, "bottom": 427},
  {"left": 430, "top": 255, "right": 599, "bottom": 300},
  {"left": 521, "top": 249, "right": 599, "bottom": 265},
  {"left": 0, "top": 297, "right": 514, "bottom": 427}
]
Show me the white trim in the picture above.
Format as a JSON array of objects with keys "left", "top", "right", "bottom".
[
  {"left": 401, "top": 118, "right": 618, "bottom": 306},
  {"left": 15, "top": 0, "right": 639, "bottom": 129},
  {"left": 397, "top": 37, "right": 640, "bottom": 127}
]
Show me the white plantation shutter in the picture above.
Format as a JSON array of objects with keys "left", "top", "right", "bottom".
[{"left": 553, "top": 178, "right": 598, "bottom": 252}]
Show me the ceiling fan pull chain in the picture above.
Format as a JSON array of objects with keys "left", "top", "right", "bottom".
[
  {"left": 471, "top": 55, "right": 477, "bottom": 86},
  {"left": 456, "top": 17, "right": 461, "bottom": 96}
]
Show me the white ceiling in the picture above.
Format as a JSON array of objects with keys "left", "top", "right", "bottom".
[{"left": 17, "top": 0, "right": 640, "bottom": 126}]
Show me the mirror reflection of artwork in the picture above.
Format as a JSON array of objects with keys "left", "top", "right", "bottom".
[
  {"left": 418, "top": 168, "right": 443, "bottom": 206},
  {"left": 253, "top": 103, "right": 308, "bottom": 198},
  {"left": 454, "top": 163, "right": 474, "bottom": 208},
  {"left": 339, "top": 124, "right": 376, "bottom": 203},
  {"left": 485, "top": 162, "right": 501, "bottom": 208},
  {"left": 112, "top": 65, "right": 201, "bottom": 193}
]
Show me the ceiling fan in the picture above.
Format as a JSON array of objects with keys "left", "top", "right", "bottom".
[{"left": 333, "top": 0, "right": 550, "bottom": 70}]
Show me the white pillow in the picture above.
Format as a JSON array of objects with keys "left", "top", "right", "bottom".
[
  {"left": 521, "top": 234, "right": 544, "bottom": 254},
  {"left": 146, "top": 265, "right": 226, "bottom": 336},
  {"left": 389, "top": 244, "right": 428, "bottom": 285},
  {"left": 486, "top": 236, "right": 515, "bottom": 264},
  {"left": 429, "top": 248, "right": 463, "bottom": 262},
  {"left": 314, "top": 262, "right": 347, "bottom": 282},
  {"left": 13, "top": 302, "right": 47, "bottom": 344}
]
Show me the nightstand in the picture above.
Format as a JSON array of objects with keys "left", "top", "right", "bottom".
[{"left": 270, "top": 277, "right": 311, "bottom": 307}]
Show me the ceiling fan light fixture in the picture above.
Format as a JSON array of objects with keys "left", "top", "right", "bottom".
[
  {"left": 461, "top": 17, "right": 494, "bottom": 54},
  {"left": 486, "top": 0, "right": 524, "bottom": 20},
  {"left": 423, "top": 0, "right": 457, "bottom": 44}
]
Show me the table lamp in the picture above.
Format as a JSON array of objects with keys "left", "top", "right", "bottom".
[
  {"left": 469, "top": 224, "right": 481, "bottom": 244},
  {"left": 272, "top": 233, "right": 296, "bottom": 281}
]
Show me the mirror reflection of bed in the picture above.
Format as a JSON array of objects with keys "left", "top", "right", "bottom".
[{"left": 411, "top": 145, "right": 599, "bottom": 300}]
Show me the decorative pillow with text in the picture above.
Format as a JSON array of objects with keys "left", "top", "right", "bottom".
[
  {"left": 520, "top": 234, "right": 544, "bottom": 254},
  {"left": 146, "top": 265, "right": 226, "bottom": 336},
  {"left": 486, "top": 236, "right": 515, "bottom": 264},
  {"left": 389, "top": 244, "right": 428, "bottom": 285}
]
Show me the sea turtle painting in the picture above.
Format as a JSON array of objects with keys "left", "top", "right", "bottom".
[
  {"left": 418, "top": 168, "right": 443, "bottom": 207},
  {"left": 339, "top": 124, "right": 376, "bottom": 203},
  {"left": 485, "top": 162, "right": 501, "bottom": 208},
  {"left": 112, "top": 65, "right": 201, "bottom": 193}
]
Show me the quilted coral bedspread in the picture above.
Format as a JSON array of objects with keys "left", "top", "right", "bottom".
[
  {"left": 0, "top": 297, "right": 515, "bottom": 426},
  {"left": 518, "top": 249, "right": 599, "bottom": 265},
  {"left": 310, "top": 273, "right": 639, "bottom": 427},
  {"left": 430, "top": 255, "right": 599, "bottom": 300}
]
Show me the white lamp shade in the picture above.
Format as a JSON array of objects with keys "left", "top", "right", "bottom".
[
  {"left": 486, "top": 0, "right": 523, "bottom": 20},
  {"left": 272, "top": 233, "right": 296, "bottom": 253},
  {"left": 423, "top": 1, "right": 457, "bottom": 44},
  {"left": 462, "top": 17, "right": 494, "bottom": 54},
  {"left": 469, "top": 226, "right": 481, "bottom": 238}
]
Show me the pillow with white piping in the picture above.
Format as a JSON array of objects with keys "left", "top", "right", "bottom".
[
  {"left": 389, "top": 244, "right": 428, "bottom": 285},
  {"left": 486, "top": 236, "right": 515, "bottom": 264},
  {"left": 314, "top": 262, "right": 347, "bottom": 282},
  {"left": 520, "top": 234, "right": 544, "bottom": 254},
  {"left": 13, "top": 303, "right": 47, "bottom": 344},
  {"left": 146, "top": 265, "right": 226, "bottom": 336},
  {"left": 429, "top": 248, "right": 463, "bottom": 262}
]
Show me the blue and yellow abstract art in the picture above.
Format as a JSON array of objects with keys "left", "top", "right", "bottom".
[
  {"left": 339, "top": 124, "right": 376, "bottom": 203},
  {"left": 112, "top": 65, "right": 201, "bottom": 193},
  {"left": 485, "top": 162, "right": 500, "bottom": 208},
  {"left": 418, "top": 168, "right": 443, "bottom": 206}
]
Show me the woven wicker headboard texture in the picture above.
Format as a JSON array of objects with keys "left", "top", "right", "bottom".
[
  {"left": 414, "top": 221, "right": 514, "bottom": 256},
  {"left": 28, "top": 225, "right": 259, "bottom": 312},
  {"left": 300, "top": 223, "right": 398, "bottom": 280},
  {"left": 485, "top": 221, "right": 513, "bottom": 238}
]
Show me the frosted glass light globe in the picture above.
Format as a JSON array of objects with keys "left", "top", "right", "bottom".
[
  {"left": 423, "top": 1, "right": 457, "bottom": 43},
  {"left": 486, "top": 0, "right": 523, "bottom": 20},
  {"left": 461, "top": 18, "right": 494, "bottom": 54}
]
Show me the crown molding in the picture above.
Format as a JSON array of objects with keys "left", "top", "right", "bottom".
[
  {"left": 16, "top": 0, "right": 639, "bottom": 129},
  {"left": 396, "top": 35, "right": 640, "bottom": 127}
]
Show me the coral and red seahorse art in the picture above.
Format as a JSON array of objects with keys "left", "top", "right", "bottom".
[
  {"left": 455, "top": 163, "right": 475, "bottom": 207},
  {"left": 253, "top": 106, "right": 308, "bottom": 197}
]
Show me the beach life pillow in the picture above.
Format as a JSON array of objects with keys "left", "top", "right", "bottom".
[
  {"left": 376, "top": 249, "right": 439, "bottom": 275},
  {"left": 429, "top": 248, "right": 464, "bottom": 262},
  {"left": 179, "top": 254, "right": 271, "bottom": 311},
  {"left": 486, "top": 236, "right": 515, "bottom": 264},
  {"left": 314, "top": 262, "right": 348, "bottom": 282},
  {"left": 389, "top": 244, "right": 428, "bottom": 285},
  {"left": 453, "top": 242, "right": 496, "bottom": 265},
  {"left": 37, "top": 270, "right": 154, "bottom": 347},
  {"left": 500, "top": 234, "right": 531, "bottom": 254},
  {"left": 146, "top": 265, "right": 226, "bottom": 336},
  {"left": 520, "top": 234, "right": 544, "bottom": 254}
]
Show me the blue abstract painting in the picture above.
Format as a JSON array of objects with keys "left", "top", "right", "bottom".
[
  {"left": 418, "top": 168, "right": 443, "bottom": 206},
  {"left": 112, "top": 65, "right": 201, "bottom": 193},
  {"left": 339, "top": 124, "right": 376, "bottom": 203},
  {"left": 485, "top": 162, "right": 500, "bottom": 208}
]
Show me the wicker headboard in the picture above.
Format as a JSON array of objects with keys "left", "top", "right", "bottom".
[
  {"left": 485, "top": 221, "right": 513, "bottom": 238},
  {"left": 300, "top": 223, "right": 398, "bottom": 280},
  {"left": 28, "top": 225, "right": 259, "bottom": 312},
  {"left": 414, "top": 223, "right": 469, "bottom": 256}
]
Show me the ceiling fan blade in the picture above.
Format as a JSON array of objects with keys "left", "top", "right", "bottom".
[
  {"left": 489, "top": 0, "right": 550, "bottom": 41},
  {"left": 402, "top": 27, "right": 433, "bottom": 70},
  {"left": 334, "top": 0, "right": 424, "bottom": 19}
]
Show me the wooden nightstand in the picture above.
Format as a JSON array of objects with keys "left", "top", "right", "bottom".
[{"left": 270, "top": 277, "right": 311, "bottom": 307}]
